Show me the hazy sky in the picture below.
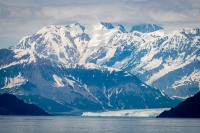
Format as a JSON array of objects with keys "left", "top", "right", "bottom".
[{"left": 0, "top": 0, "right": 200, "bottom": 48}]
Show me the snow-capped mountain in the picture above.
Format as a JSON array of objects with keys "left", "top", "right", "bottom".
[
  {"left": 9, "top": 22, "right": 199, "bottom": 98},
  {"left": 0, "top": 22, "right": 199, "bottom": 113},
  {"left": 0, "top": 49, "right": 179, "bottom": 113}
]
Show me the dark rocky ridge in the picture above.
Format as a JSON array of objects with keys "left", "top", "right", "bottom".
[
  {"left": 0, "top": 93, "right": 50, "bottom": 116},
  {"left": 158, "top": 91, "right": 200, "bottom": 118}
]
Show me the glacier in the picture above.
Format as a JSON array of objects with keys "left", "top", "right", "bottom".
[{"left": 82, "top": 108, "right": 170, "bottom": 117}]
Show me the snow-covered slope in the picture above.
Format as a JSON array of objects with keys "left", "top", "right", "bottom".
[
  {"left": 0, "top": 52, "right": 179, "bottom": 113},
  {"left": 1, "top": 22, "right": 199, "bottom": 99},
  {"left": 87, "top": 27, "right": 200, "bottom": 97},
  {"left": 13, "top": 23, "right": 89, "bottom": 65}
]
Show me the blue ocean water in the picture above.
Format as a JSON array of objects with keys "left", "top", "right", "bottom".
[{"left": 0, "top": 116, "right": 200, "bottom": 133}]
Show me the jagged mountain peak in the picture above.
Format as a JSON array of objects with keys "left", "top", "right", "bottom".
[
  {"left": 181, "top": 28, "right": 200, "bottom": 37},
  {"left": 116, "top": 25, "right": 127, "bottom": 33},
  {"left": 69, "top": 23, "right": 86, "bottom": 31},
  {"left": 13, "top": 23, "right": 90, "bottom": 65},
  {"left": 130, "top": 24, "right": 164, "bottom": 33},
  {"left": 36, "top": 24, "right": 85, "bottom": 37},
  {"left": 14, "top": 22, "right": 166, "bottom": 51},
  {"left": 100, "top": 22, "right": 114, "bottom": 29}
]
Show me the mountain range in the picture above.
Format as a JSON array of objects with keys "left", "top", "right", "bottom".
[{"left": 0, "top": 22, "right": 199, "bottom": 114}]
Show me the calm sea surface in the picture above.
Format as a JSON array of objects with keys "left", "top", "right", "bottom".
[{"left": 0, "top": 116, "right": 200, "bottom": 133}]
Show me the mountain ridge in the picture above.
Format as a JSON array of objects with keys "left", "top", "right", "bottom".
[
  {"left": 0, "top": 93, "right": 50, "bottom": 116},
  {"left": 158, "top": 91, "right": 200, "bottom": 118}
]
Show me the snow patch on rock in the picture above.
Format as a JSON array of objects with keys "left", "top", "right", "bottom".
[
  {"left": 1, "top": 73, "right": 26, "bottom": 89},
  {"left": 52, "top": 74, "right": 65, "bottom": 87}
]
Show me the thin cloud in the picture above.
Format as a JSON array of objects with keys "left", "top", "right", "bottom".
[
  {"left": 150, "top": 11, "right": 187, "bottom": 22},
  {"left": 0, "top": 0, "right": 200, "bottom": 48}
]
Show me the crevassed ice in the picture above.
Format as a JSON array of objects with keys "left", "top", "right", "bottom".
[{"left": 82, "top": 108, "right": 170, "bottom": 117}]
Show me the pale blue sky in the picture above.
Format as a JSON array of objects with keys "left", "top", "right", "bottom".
[{"left": 0, "top": 0, "right": 200, "bottom": 48}]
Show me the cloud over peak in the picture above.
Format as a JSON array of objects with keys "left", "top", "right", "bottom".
[{"left": 0, "top": 0, "right": 200, "bottom": 48}]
